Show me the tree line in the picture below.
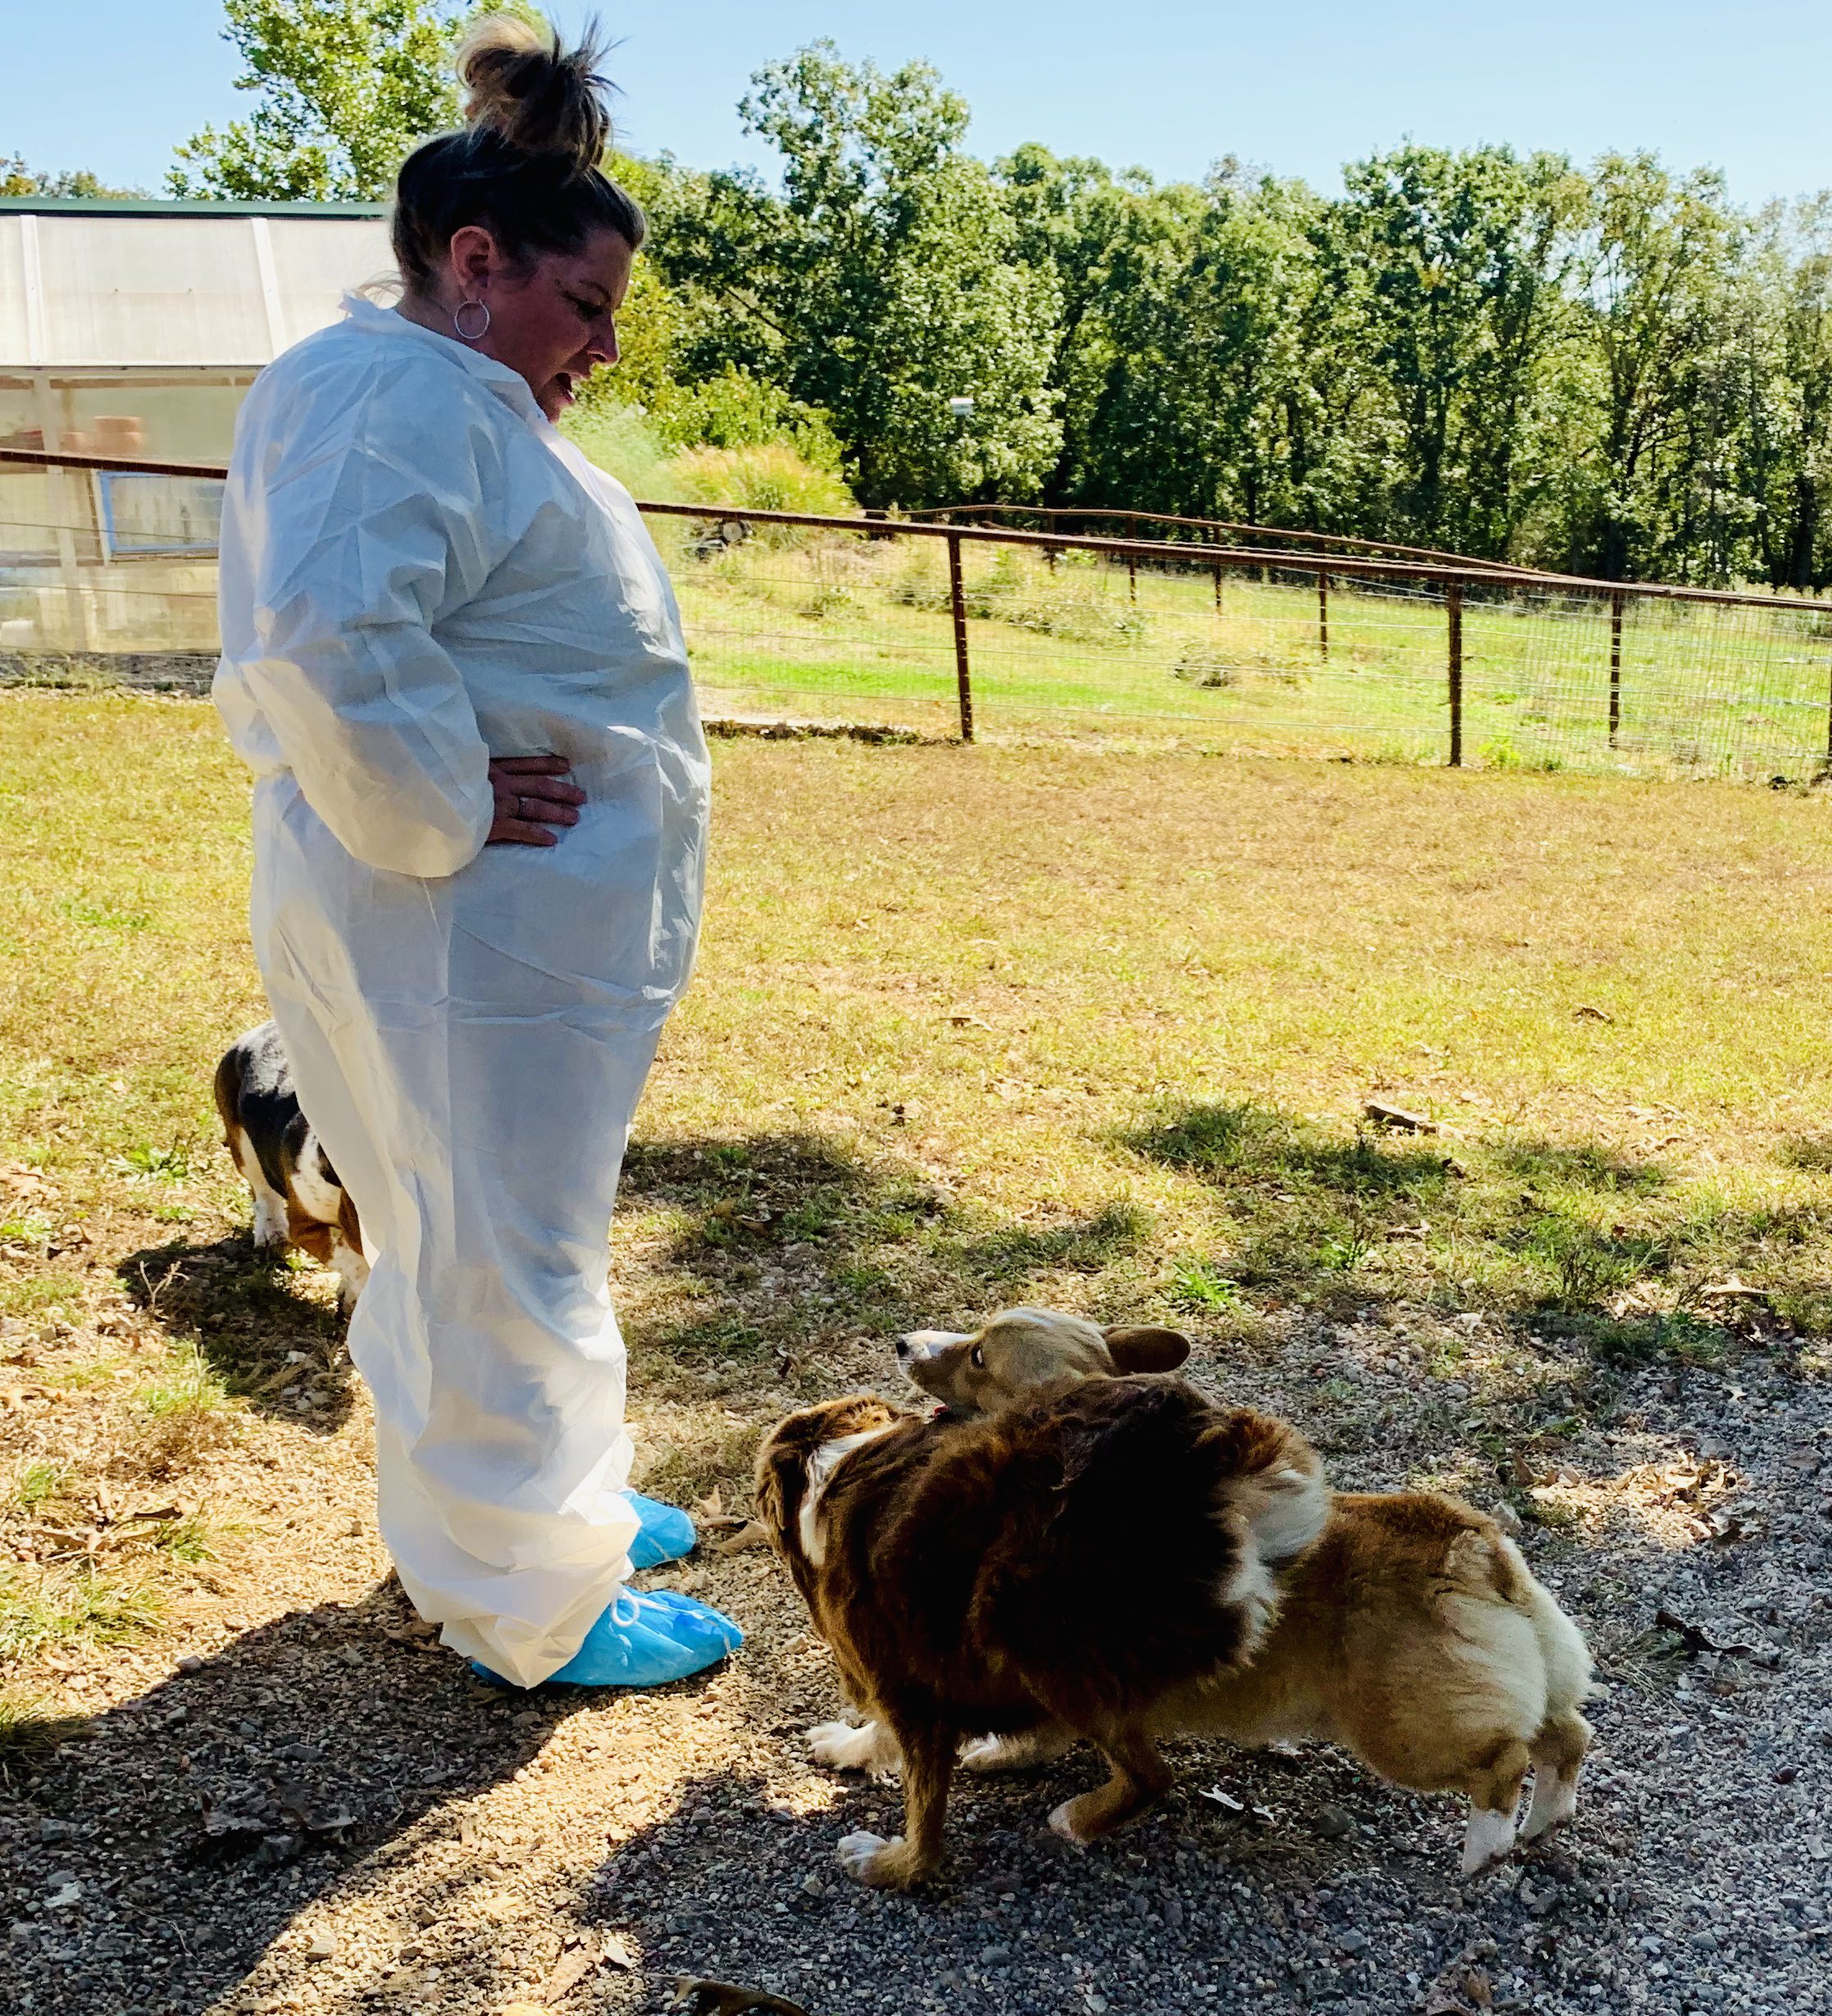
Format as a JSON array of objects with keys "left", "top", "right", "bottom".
[
  {"left": 20, "top": 1, "right": 1832, "bottom": 585},
  {"left": 625, "top": 50, "right": 1832, "bottom": 588}
]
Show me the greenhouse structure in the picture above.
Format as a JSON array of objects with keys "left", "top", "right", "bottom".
[{"left": 0, "top": 196, "right": 390, "bottom": 655}]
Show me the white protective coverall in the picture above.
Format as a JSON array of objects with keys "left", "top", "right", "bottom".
[{"left": 215, "top": 294, "right": 709, "bottom": 1686}]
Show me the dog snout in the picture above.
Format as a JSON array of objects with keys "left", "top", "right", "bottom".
[{"left": 896, "top": 1330, "right": 967, "bottom": 1368}]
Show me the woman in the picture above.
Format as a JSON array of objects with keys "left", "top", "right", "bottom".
[{"left": 214, "top": 19, "right": 742, "bottom": 1688}]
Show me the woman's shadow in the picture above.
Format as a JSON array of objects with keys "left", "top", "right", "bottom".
[
  {"left": 1, "top": 1578, "right": 586, "bottom": 2014},
  {"left": 115, "top": 1229, "right": 361, "bottom": 1432}
]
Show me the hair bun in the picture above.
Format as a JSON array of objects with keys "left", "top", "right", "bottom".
[{"left": 458, "top": 14, "right": 611, "bottom": 171}]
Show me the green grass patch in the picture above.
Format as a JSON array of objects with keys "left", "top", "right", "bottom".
[{"left": 0, "top": 1563, "right": 163, "bottom": 1665}]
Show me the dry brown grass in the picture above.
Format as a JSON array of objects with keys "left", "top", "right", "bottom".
[{"left": 2, "top": 691, "right": 1831, "bottom": 1686}]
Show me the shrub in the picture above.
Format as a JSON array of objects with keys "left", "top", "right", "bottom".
[
  {"left": 562, "top": 401, "right": 682, "bottom": 501},
  {"left": 648, "top": 365, "right": 845, "bottom": 471},
  {"left": 1173, "top": 648, "right": 1239, "bottom": 689},
  {"left": 671, "top": 443, "right": 855, "bottom": 521}
]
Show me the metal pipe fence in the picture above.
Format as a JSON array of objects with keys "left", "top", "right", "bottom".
[
  {"left": 7, "top": 445, "right": 1832, "bottom": 779},
  {"left": 905, "top": 499, "right": 1534, "bottom": 573}
]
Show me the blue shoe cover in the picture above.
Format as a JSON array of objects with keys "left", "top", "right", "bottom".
[
  {"left": 472, "top": 1588, "right": 742, "bottom": 1690},
  {"left": 627, "top": 1490, "right": 697, "bottom": 1569}
]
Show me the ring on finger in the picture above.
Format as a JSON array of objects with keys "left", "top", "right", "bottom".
[{"left": 516, "top": 794, "right": 531, "bottom": 819}]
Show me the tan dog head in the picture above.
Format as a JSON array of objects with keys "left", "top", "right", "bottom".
[{"left": 896, "top": 1305, "right": 1191, "bottom": 1418}]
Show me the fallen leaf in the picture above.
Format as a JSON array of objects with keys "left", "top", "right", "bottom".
[
  {"left": 1698, "top": 1276, "right": 1770, "bottom": 1304},
  {"left": 946, "top": 1013, "right": 991, "bottom": 1031},
  {"left": 0, "top": 1383, "right": 48, "bottom": 1413},
  {"left": 535, "top": 1937, "right": 600, "bottom": 2001},
  {"left": 602, "top": 1932, "right": 638, "bottom": 1971},
  {"left": 670, "top": 1982, "right": 809, "bottom": 2016},
  {"left": 1199, "top": 1785, "right": 1246, "bottom": 1811},
  {"left": 1654, "top": 1607, "right": 1752, "bottom": 1658},
  {"left": 278, "top": 1786, "right": 357, "bottom": 1835},
  {"left": 1573, "top": 1004, "right": 1613, "bottom": 1023},
  {"left": 1363, "top": 1100, "right": 1437, "bottom": 1134},
  {"left": 710, "top": 1519, "right": 769, "bottom": 1554}
]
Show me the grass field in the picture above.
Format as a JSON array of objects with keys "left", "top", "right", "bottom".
[
  {"left": 659, "top": 526, "right": 1832, "bottom": 778},
  {"left": 4, "top": 688, "right": 1832, "bottom": 1708},
  {"left": 6, "top": 691, "right": 1832, "bottom": 2014}
]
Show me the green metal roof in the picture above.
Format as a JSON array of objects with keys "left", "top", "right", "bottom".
[{"left": 0, "top": 197, "right": 389, "bottom": 219}]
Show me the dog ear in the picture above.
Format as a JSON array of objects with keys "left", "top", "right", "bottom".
[
  {"left": 751, "top": 1439, "right": 799, "bottom": 1550},
  {"left": 1101, "top": 1325, "right": 1191, "bottom": 1373}
]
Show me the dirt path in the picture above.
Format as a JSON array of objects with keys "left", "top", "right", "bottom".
[{"left": 4, "top": 1213, "right": 1828, "bottom": 2016}]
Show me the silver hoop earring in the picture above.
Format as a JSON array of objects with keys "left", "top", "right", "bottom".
[{"left": 452, "top": 297, "right": 491, "bottom": 342}]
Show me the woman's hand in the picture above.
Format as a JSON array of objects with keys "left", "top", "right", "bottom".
[{"left": 486, "top": 754, "right": 586, "bottom": 847}]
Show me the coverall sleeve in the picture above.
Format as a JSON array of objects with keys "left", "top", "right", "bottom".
[{"left": 235, "top": 377, "right": 504, "bottom": 879}]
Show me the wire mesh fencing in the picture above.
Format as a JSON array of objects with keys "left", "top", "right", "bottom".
[
  {"left": 649, "top": 506, "right": 1832, "bottom": 778},
  {"left": 6, "top": 448, "right": 1832, "bottom": 780}
]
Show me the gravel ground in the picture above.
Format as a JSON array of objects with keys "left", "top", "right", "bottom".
[{"left": 3, "top": 1306, "right": 1829, "bottom": 2016}]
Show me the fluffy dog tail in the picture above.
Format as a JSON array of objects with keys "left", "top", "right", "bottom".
[
  {"left": 1198, "top": 1409, "right": 1329, "bottom": 1646},
  {"left": 1207, "top": 1412, "right": 1329, "bottom": 1568}
]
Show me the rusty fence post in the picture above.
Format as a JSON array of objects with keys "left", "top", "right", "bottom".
[
  {"left": 947, "top": 530, "right": 974, "bottom": 743},
  {"left": 1608, "top": 591, "right": 1624, "bottom": 749},
  {"left": 1213, "top": 563, "right": 1224, "bottom": 613},
  {"left": 1318, "top": 571, "right": 1330, "bottom": 661},
  {"left": 1447, "top": 579, "right": 1464, "bottom": 767},
  {"left": 1128, "top": 554, "right": 1137, "bottom": 603}
]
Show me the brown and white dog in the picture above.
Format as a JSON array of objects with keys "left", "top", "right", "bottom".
[
  {"left": 754, "top": 1376, "right": 1327, "bottom": 1889},
  {"left": 214, "top": 1021, "right": 367, "bottom": 1314},
  {"left": 887, "top": 1307, "right": 1595, "bottom": 1875}
]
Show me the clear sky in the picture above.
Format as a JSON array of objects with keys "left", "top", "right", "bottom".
[{"left": 7, "top": 1, "right": 1832, "bottom": 207}]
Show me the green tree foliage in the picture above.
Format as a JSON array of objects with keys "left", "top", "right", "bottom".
[
  {"left": 647, "top": 45, "right": 1061, "bottom": 506},
  {"left": 167, "top": 0, "right": 467, "bottom": 200},
  {"left": 1746, "top": 197, "right": 1832, "bottom": 588},
  {"left": 2, "top": 157, "right": 140, "bottom": 198},
  {"left": 159, "top": 12, "right": 1832, "bottom": 580},
  {"left": 1332, "top": 145, "right": 1588, "bottom": 553}
]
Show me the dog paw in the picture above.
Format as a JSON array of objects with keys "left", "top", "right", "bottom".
[
  {"left": 1520, "top": 1773, "right": 1579, "bottom": 1841},
  {"left": 834, "top": 1831, "right": 897, "bottom": 1885},
  {"left": 808, "top": 1720, "right": 899, "bottom": 1781},
  {"left": 960, "top": 1734, "right": 1019, "bottom": 1773},
  {"left": 1458, "top": 1807, "right": 1519, "bottom": 1876},
  {"left": 1047, "top": 1800, "right": 1094, "bottom": 1846},
  {"left": 809, "top": 1722, "right": 868, "bottom": 1772}
]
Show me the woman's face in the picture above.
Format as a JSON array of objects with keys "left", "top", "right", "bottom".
[{"left": 439, "top": 224, "right": 634, "bottom": 421}]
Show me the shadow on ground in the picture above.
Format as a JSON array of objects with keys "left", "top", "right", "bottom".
[
  {"left": 116, "top": 1232, "right": 358, "bottom": 1431},
  {"left": 0, "top": 1578, "right": 592, "bottom": 2013},
  {"left": 618, "top": 1128, "right": 1157, "bottom": 1377},
  {"left": 1123, "top": 1097, "right": 1830, "bottom": 1359}
]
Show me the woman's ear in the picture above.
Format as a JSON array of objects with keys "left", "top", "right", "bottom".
[
  {"left": 1101, "top": 1325, "right": 1191, "bottom": 1373},
  {"left": 446, "top": 224, "right": 500, "bottom": 295}
]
